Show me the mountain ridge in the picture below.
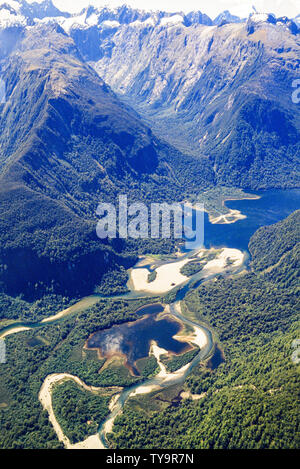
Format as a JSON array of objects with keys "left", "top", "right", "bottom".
[
  {"left": 2, "top": 0, "right": 299, "bottom": 32},
  {"left": 82, "top": 16, "right": 300, "bottom": 188},
  {"left": 0, "top": 21, "right": 214, "bottom": 299},
  {"left": 0, "top": 2, "right": 299, "bottom": 300}
]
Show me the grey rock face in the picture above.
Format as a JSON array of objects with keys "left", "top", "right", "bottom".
[
  {"left": 74, "top": 15, "right": 299, "bottom": 189},
  {"left": 213, "top": 10, "right": 243, "bottom": 26},
  {"left": 0, "top": 2, "right": 299, "bottom": 190}
]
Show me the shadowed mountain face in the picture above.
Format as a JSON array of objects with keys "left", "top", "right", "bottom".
[
  {"left": 0, "top": 22, "right": 214, "bottom": 299},
  {"left": 0, "top": 23, "right": 162, "bottom": 178},
  {"left": 81, "top": 17, "right": 300, "bottom": 189},
  {"left": 0, "top": 2, "right": 299, "bottom": 300},
  {"left": 1, "top": 2, "right": 299, "bottom": 190}
]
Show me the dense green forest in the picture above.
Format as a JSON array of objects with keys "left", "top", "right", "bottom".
[
  {"left": 147, "top": 271, "right": 157, "bottom": 283},
  {"left": 94, "top": 266, "right": 130, "bottom": 296},
  {"left": 0, "top": 297, "right": 160, "bottom": 448},
  {"left": 110, "top": 211, "right": 300, "bottom": 449},
  {"left": 160, "top": 347, "right": 200, "bottom": 373},
  {"left": 0, "top": 293, "right": 80, "bottom": 324},
  {"left": 180, "top": 261, "right": 204, "bottom": 277},
  {"left": 136, "top": 356, "right": 159, "bottom": 378},
  {"left": 209, "top": 97, "right": 300, "bottom": 189},
  {"left": 52, "top": 380, "right": 113, "bottom": 444},
  {"left": 189, "top": 187, "right": 259, "bottom": 219},
  {"left": 0, "top": 207, "right": 299, "bottom": 449}
]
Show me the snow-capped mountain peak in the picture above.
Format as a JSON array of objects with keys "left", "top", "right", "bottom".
[
  {"left": 0, "top": 2, "right": 26, "bottom": 28},
  {"left": 160, "top": 14, "right": 184, "bottom": 27}
]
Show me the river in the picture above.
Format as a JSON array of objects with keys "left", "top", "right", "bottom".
[{"left": 0, "top": 188, "right": 299, "bottom": 448}]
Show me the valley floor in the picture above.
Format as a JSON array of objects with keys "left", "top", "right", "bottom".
[{"left": 129, "top": 248, "right": 244, "bottom": 294}]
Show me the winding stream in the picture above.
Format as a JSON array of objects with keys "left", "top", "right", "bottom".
[
  {"left": 1, "top": 189, "right": 299, "bottom": 448},
  {"left": 0, "top": 247, "right": 242, "bottom": 449},
  {"left": 97, "top": 301, "right": 214, "bottom": 448}
]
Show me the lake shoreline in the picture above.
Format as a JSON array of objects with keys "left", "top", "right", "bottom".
[{"left": 184, "top": 192, "right": 261, "bottom": 225}]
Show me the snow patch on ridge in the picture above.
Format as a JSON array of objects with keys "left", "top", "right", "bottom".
[
  {"left": 86, "top": 13, "right": 98, "bottom": 27},
  {"left": 160, "top": 15, "right": 184, "bottom": 27},
  {"left": 62, "top": 13, "right": 88, "bottom": 32},
  {"left": 0, "top": 7, "right": 26, "bottom": 28},
  {"left": 250, "top": 13, "right": 270, "bottom": 23},
  {"left": 101, "top": 20, "right": 120, "bottom": 28},
  {"left": 130, "top": 17, "right": 155, "bottom": 28}
]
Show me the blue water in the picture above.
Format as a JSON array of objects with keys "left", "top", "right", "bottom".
[
  {"left": 203, "top": 189, "right": 300, "bottom": 251},
  {"left": 86, "top": 313, "right": 190, "bottom": 375}
]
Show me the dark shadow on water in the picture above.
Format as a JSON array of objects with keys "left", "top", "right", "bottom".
[
  {"left": 207, "top": 346, "right": 225, "bottom": 370},
  {"left": 86, "top": 313, "right": 191, "bottom": 375},
  {"left": 134, "top": 303, "right": 164, "bottom": 315}
]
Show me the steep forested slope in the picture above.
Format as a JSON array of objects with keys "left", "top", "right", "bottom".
[
  {"left": 72, "top": 12, "right": 300, "bottom": 189},
  {"left": 0, "top": 2, "right": 299, "bottom": 300},
  {"left": 0, "top": 21, "right": 213, "bottom": 299},
  {"left": 110, "top": 211, "right": 300, "bottom": 449}
]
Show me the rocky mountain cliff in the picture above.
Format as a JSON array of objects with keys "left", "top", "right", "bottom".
[
  {"left": 6, "top": 1, "right": 295, "bottom": 188},
  {"left": 73, "top": 11, "right": 299, "bottom": 189},
  {"left": 0, "top": 1, "right": 299, "bottom": 299},
  {"left": 0, "top": 19, "right": 213, "bottom": 299}
]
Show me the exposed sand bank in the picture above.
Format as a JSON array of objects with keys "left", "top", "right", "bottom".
[
  {"left": 209, "top": 208, "right": 246, "bottom": 224},
  {"left": 202, "top": 248, "right": 244, "bottom": 274},
  {"left": 102, "top": 398, "right": 122, "bottom": 435},
  {"left": 130, "top": 314, "right": 208, "bottom": 396},
  {"left": 130, "top": 258, "right": 190, "bottom": 294},
  {"left": 180, "top": 390, "right": 206, "bottom": 401},
  {"left": 109, "top": 393, "right": 121, "bottom": 412},
  {"left": 172, "top": 305, "right": 208, "bottom": 350},
  {"left": 0, "top": 326, "right": 31, "bottom": 339},
  {"left": 152, "top": 342, "right": 169, "bottom": 378},
  {"left": 38, "top": 373, "right": 120, "bottom": 450},
  {"left": 71, "top": 434, "right": 104, "bottom": 449},
  {"left": 130, "top": 248, "right": 244, "bottom": 294}
]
